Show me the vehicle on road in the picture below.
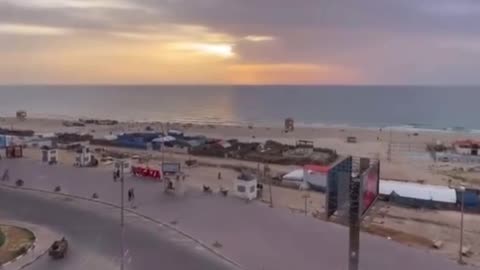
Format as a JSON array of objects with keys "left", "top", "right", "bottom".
[{"left": 49, "top": 237, "right": 68, "bottom": 259}]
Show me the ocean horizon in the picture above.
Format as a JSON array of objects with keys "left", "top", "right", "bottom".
[{"left": 1, "top": 85, "right": 479, "bottom": 132}]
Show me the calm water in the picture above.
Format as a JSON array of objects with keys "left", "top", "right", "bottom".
[{"left": 0, "top": 85, "right": 479, "bottom": 130}]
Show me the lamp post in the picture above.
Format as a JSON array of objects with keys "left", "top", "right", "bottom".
[
  {"left": 115, "top": 160, "right": 126, "bottom": 270},
  {"left": 458, "top": 185, "right": 465, "bottom": 264}
]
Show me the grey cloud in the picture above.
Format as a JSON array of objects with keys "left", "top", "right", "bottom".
[{"left": 2, "top": 0, "right": 480, "bottom": 84}]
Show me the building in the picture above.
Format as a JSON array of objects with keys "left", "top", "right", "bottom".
[
  {"left": 453, "top": 140, "right": 480, "bottom": 156},
  {"left": 5, "top": 145, "right": 23, "bottom": 158},
  {"left": 234, "top": 173, "right": 258, "bottom": 200},
  {"left": 75, "top": 146, "right": 92, "bottom": 167},
  {"left": 41, "top": 146, "right": 58, "bottom": 164}
]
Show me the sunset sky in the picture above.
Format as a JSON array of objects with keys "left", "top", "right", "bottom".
[{"left": 1, "top": 0, "right": 480, "bottom": 85}]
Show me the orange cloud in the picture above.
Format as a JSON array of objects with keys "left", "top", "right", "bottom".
[{"left": 227, "top": 63, "right": 358, "bottom": 84}]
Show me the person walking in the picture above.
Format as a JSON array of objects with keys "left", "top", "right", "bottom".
[
  {"left": 127, "top": 188, "right": 135, "bottom": 207},
  {"left": 1, "top": 169, "right": 9, "bottom": 181}
]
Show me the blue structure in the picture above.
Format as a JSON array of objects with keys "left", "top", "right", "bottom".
[
  {"left": 115, "top": 133, "right": 161, "bottom": 149},
  {"left": 458, "top": 189, "right": 480, "bottom": 209}
]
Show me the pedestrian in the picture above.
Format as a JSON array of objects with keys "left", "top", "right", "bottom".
[
  {"left": 217, "top": 171, "right": 222, "bottom": 180},
  {"left": 127, "top": 188, "right": 132, "bottom": 202},
  {"left": 128, "top": 188, "right": 135, "bottom": 201},
  {"left": 1, "top": 169, "right": 9, "bottom": 182}
]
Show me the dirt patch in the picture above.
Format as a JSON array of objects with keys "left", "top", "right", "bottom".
[
  {"left": 364, "top": 224, "right": 434, "bottom": 248},
  {"left": 0, "top": 225, "right": 35, "bottom": 264}
]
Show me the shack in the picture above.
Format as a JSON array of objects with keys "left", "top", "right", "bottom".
[
  {"left": 41, "top": 146, "right": 58, "bottom": 164},
  {"left": 74, "top": 146, "right": 94, "bottom": 167},
  {"left": 234, "top": 173, "right": 258, "bottom": 200}
]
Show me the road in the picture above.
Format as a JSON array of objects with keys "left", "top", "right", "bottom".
[
  {"left": 0, "top": 188, "right": 235, "bottom": 270},
  {"left": 1, "top": 158, "right": 476, "bottom": 270}
]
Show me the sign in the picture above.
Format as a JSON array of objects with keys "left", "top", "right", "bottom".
[
  {"left": 162, "top": 162, "right": 181, "bottom": 174},
  {"left": 359, "top": 161, "right": 380, "bottom": 216},
  {"left": 326, "top": 156, "right": 352, "bottom": 219}
]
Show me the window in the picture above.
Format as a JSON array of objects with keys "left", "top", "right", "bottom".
[
  {"left": 237, "top": 185, "right": 246, "bottom": 192},
  {"left": 250, "top": 186, "right": 255, "bottom": 193}
]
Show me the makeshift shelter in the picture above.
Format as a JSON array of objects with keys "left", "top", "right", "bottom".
[
  {"left": 380, "top": 180, "right": 456, "bottom": 209},
  {"left": 234, "top": 173, "right": 258, "bottom": 200},
  {"left": 41, "top": 146, "right": 58, "bottom": 164}
]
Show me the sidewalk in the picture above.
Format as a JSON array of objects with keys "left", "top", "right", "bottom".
[
  {"left": 0, "top": 158, "right": 475, "bottom": 270},
  {"left": 0, "top": 220, "right": 60, "bottom": 270}
]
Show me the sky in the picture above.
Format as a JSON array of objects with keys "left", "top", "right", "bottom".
[{"left": 1, "top": 0, "right": 480, "bottom": 85}]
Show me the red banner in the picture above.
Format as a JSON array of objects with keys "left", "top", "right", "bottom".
[{"left": 132, "top": 166, "right": 162, "bottom": 180}]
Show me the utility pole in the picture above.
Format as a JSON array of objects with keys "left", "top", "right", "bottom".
[
  {"left": 302, "top": 192, "right": 310, "bottom": 216},
  {"left": 348, "top": 177, "right": 361, "bottom": 270},
  {"left": 458, "top": 186, "right": 465, "bottom": 264},
  {"left": 265, "top": 164, "right": 273, "bottom": 208},
  {"left": 118, "top": 160, "right": 126, "bottom": 270}
]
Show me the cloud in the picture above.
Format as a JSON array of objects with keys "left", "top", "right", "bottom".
[
  {"left": 244, "top": 35, "right": 274, "bottom": 42},
  {"left": 3, "top": 0, "right": 144, "bottom": 10},
  {"left": 1, "top": 0, "right": 480, "bottom": 84},
  {"left": 227, "top": 63, "right": 359, "bottom": 84},
  {"left": 0, "top": 23, "right": 69, "bottom": 35},
  {"left": 421, "top": 0, "right": 480, "bottom": 16}
]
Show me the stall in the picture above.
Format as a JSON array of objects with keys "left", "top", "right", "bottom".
[
  {"left": 234, "top": 173, "right": 258, "bottom": 200},
  {"left": 42, "top": 146, "right": 58, "bottom": 164}
]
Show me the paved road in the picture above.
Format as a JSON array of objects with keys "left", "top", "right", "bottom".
[
  {"left": 0, "top": 188, "right": 235, "bottom": 270},
  {"left": 0, "top": 158, "right": 476, "bottom": 270}
]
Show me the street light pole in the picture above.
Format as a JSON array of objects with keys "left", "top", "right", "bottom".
[
  {"left": 458, "top": 186, "right": 465, "bottom": 264},
  {"left": 119, "top": 161, "right": 125, "bottom": 270}
]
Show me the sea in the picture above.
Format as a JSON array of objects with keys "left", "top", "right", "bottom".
[{"left": 0, "top": 85, "right": 479, "bottom": 132}]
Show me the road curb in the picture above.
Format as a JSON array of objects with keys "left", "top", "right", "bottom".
[
  {"left": 0, "top": 222, "right": 49, "bottom": 270},
  {"left": 0, "top": 183, "right": 245, "bottom": 270}
]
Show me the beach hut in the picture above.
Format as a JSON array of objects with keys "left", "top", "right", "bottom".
[
  {"left": 41, "top": 146, "right": 58, "bottom": 164},
  {"left": 234, "top": 173, "right": 258, "bottom": 200},
  {"left": 453, "top": 140, "right": 480, "bottom": 156}
]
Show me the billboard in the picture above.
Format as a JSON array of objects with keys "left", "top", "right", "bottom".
[
  {"left": 326, "top": 156, "right": 352, "bottom": 219},
  {"left": 359, "top": 161, "right": 380, "bottom": 217},
  {"left": 162, "top": 162, "right": 181, "bottom": 174}
]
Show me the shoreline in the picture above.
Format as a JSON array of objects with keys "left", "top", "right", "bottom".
[
  {"left": 2, "top": 114, "right": 480, "bottom": 134},
  {"left": 2, "top": 116, "right": 480, "bottom": 143}
]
